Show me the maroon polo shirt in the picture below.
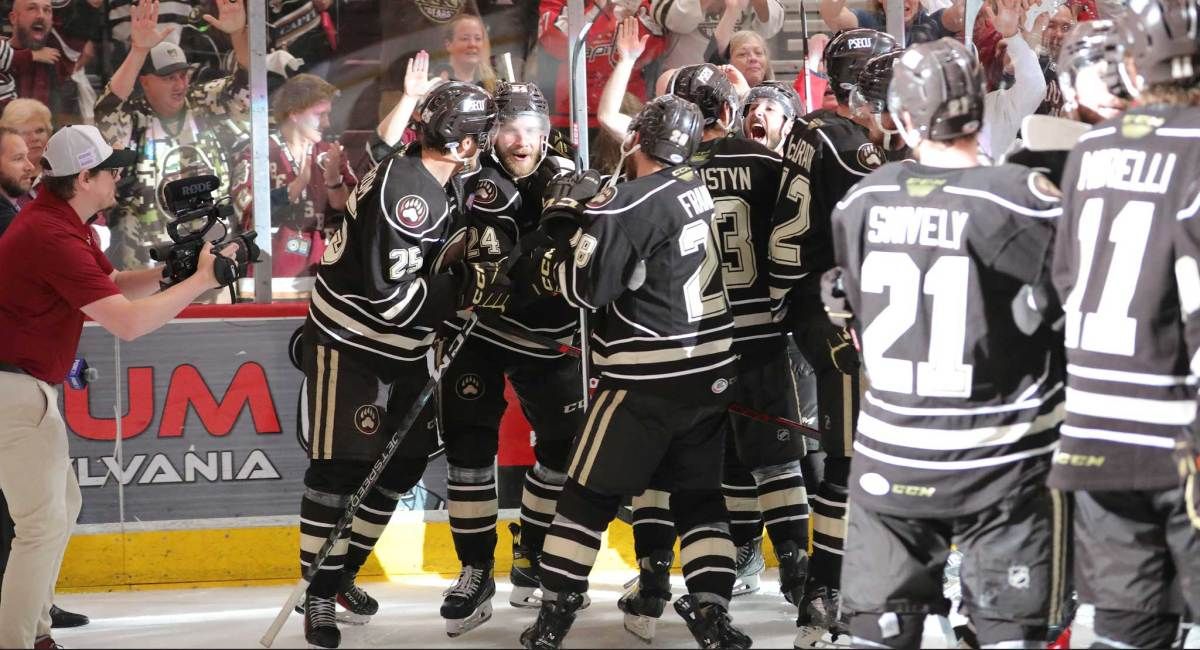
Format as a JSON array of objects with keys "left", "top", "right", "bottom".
[{"left": 0, "top": 190, "right": 121, "bottom": 384}]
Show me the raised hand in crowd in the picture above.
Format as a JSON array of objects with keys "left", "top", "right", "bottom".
[
  {"left": 991, "top": 0, "right": 1024, "bottom": 39},
  {"left": 322, "top": 142, "right": 346, "bottom": 189},
  {"left": 615, "top": 13, "right": 649, "bottom": 64},
  {"left": 201, "top": 0, "right": 247, "bottom": 35},
  {"left": 287, "top": 149, "right": 313, "bottom": 204},
  {"left": 129, "top": 0, "right": 175, "bottom": 51},
  {"left": 596, "top": 16, "right": 645, "bottom": 139},
  {"left": 404, "top": 50, "right": 437, "bottom": 100}
]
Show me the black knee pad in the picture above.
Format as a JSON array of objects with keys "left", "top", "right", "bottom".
[
  {"left": 1092, "top": 608, "right": 1179, "bottom": 648},
  {"left": 557, "top": 479, "right": 621, "bottom": 531},
  {"left": 376, "top": 454, "right": 430, "bottom": 494},
  {"left": 824, "top": 456, "right": 850, "bottom": 488},
  {"left": 305, "top": 459, "right": 370, "bottom": 494},
  {"left": 443, "top": 426, "right": 499, "bottom": 469},
  {"left": 533, "top": 437, "right": 573, "bottom": 473},
  {"left": 671, "top": 489, "right": 728, "bottom": 533},
  {"left": 849, "top": 611, "right": 925, "bottom": 650}
]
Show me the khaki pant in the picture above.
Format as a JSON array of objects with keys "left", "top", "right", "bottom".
[{"left": 0, "top": 372, "right": 80, "bottom": 648}]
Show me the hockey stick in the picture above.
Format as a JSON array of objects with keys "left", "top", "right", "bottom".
[
  {"left": 567, "top": 0, "right": 596, "bottom": 412},
  {"left": 477, "top": 315, "right": 822, "bottom": 441},
  {"left": 799, "top": 0, "right": 814, "bottom": 114},
  {"left": 259, "top": 314, "right": 480, "bottom": 648}
]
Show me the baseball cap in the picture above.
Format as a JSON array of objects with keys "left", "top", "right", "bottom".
[
  {"left": 42, "top": 125, "right": 137, "bottom": 177},
  {"left": 140, "top": 42, "right": 193, "bottom": 76}
]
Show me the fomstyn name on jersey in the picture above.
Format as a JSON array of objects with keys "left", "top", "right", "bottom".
[
  {"left": 701, "top": 165, "right": 752, "bottom": 192},
  {"left": 866, "top": 206, "right": 969, "bottom": 251},
  {"left": 784, "top": 137, "right": 817, "bottom": 172},
  {"left": 678, "top": 185, "right": 715, "bottom": 217},
  {"left": 1076, "top": 148, "right": 1176, "bottom": 194}
]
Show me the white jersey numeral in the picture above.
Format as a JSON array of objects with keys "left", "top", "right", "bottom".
[
  {"left": 712, "top": 196, "right": 756, "bottom": 289},
  {"left": 770, "top": 174, "right": 812, "bottom": 267},
  {"left": 862, "top": 252, "right": 974, "bottom": 397},
  {"left": 680, "top": 219, "right": 728, "bottom": 322},
  {"left": 1063, "top": 198, "right": 1155, "bottom": 357},
  {"left": 388, "top": 246, "right": 423, "bottom": 280}
]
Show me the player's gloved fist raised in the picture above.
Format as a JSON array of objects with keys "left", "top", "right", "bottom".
[
  {"left": 453, "top": 260, "right": 510, "bottom": 311},
  {"left": 540, "top": 169, "right": 603, "bottom": 246},
  {"left": 820, "top": 266, "right": 853, "bottom": 329}
]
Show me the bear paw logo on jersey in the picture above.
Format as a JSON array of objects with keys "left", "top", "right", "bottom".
[
  {"left": 857, "top": 143, "right": 885, "bottom": 169},
  {"left": 395, "top": 195, "right": 430, "bottom": 229},
  {"left": 414, "top": 0, "right": 465, "bottom": 22},
  {"left": 474, "top": 179, "right": 499, "bottom": 206},
  {"left": 456, "top": 373, "right": 484, "bottom": 400},
  {"left": 354, "top": 404, "right": 381, "bottom": 435},
  {"left": 1007, "top": 565, "right": 1031, "bottom": 590},
  {"left": 587, "top": 186, "right": 617, "bottom": 208}
]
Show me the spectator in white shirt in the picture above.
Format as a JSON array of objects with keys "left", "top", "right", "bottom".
[{"left": 978, "top": 0, "right": 1045, "bottom": 159}]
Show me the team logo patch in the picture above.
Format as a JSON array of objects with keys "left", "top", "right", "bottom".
[
  {"left": 414, "top": 0, "right": 464, "bottom": 22},
  {"left": 1121, "top": 113, "right": 1164, "bottom": 139},
  {"left": 456, "top": 373, "right": 484, "bottom": 400},
  {"left": 859, "top": 472, "right": 890, "bottom": 496},
  {"left": 587, "top": 186, "right": 617, "bottom": 208},
  {"left": 905, "top": 177, "right": 946, "bottom": 198},
  {"left": 776, "top": 428, "right": 791, "bottom": 442},
  {"left": 395, "top": 195, "right": 430, "bottom": 229},
  {"left": 354, "top": 405, "right": 381, "bottom": 435},
  {"left": 711, "top": 378, "right": 729, "bottom": 394},
  {"left": 473, "top": 179, "right": 500, "bottom": 207},
  {"left": 857, "top": 143, "right": 885, "bottom": 169},
  {"left": 1007, "top": 565, "right": 1031, "bottom": 590}
]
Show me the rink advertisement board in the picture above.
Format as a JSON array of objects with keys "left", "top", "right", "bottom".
[{"left": 63, "top": 304, "right": 535, "bottom": 526}]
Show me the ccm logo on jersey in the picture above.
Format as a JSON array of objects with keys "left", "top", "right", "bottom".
[{"left": 395, "top": 195, "right": 430, "bottom": 228}]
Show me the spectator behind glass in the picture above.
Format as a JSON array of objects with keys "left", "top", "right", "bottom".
[
  {"left": 539, "top": 0, "right": 665, "bottom": 130},
  {"left": 726, "top": 30, "right": 773, "bottom": 86},
  {"left": 267, "top": 0, "right": 335, "bottom": 76},
  {"left": 820, "top": 0, "right": 965, "bottom": 44},
  {"left": 105, "top": 0, "right": 195, "bottom": 48},
  {"left": 791, "top": 31, "right": 834, "bottom": 112},
  {"left": 0, "top": 0, "right": 86, "bottom": 121},
  {"left": 0, "top": 127, "right": 34, "bottom": 236},
  {"left": 0, "top": 97, "right": 51, "bottom": 206},
  {"left": 654, "top": 0, "right": 785, "bottom": 71},
  {"left": 978, "top": 0, "right": 1046, "bottom": 159},
  {"left": 95, "top": 0, "right": 250, "bottom": 270},
  {"left": 232, "top": 73, "right": 356, "bottom": 299},
  {"left": 433, "top": 12, "right": 499, "bottom": 92},
  {"left": 1033, "top": 4, "right": 1078, "bottom": 116}
]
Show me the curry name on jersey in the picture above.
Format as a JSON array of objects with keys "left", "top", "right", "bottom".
[
  {"left": 308, "top": 147, "right": 465, "bottom": 363},
  {"left": 465, "top": 154, "right": 578, "bottom": 358},
  {"left": 833, "top": 162, "right": 1064, "bottom": 516},
  {"left": 555, "top": 165, "right": 736, "bottom": 396},
  {"left": 692, "top": 136, "right": 785, "bottom": 356},
  {"left": 1050, "top": 106, "right": 1200, "bottom": 492},
  {"left": 769, "top": 108, "right": 886, "bottom": 306}
]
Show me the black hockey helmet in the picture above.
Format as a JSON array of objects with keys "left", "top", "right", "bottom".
[
  {"left": 419, "top": 81, "right": 497, "bottom": 153},
  {"left": 629, "top": 95, "right": 704, "bottom": 165},
  {"left": 888, "top": 38, "right": 985, "bottom": 145},
  {"left": 494, "top": 81, "right": 550, "bottom": 122},
  {"left": 1057, "top": 18, "right": 1137, "bottom": 101},
  {"left": 1126, "top": 0, "right": 1200, "bottom": 92},
  {"left": 741, "top": 80, "right": 804, "bottom": 120},
  {"left": 670, "top": 63, "right": 740, "bottom": 128},
  {"left": 824, "top": 29, "right": 899, "bottom": 105},
  {"left": 851, "top": 49, "right": 904, "bottom": 115}
]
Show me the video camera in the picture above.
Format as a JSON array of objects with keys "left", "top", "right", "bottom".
[{"left": 149, "top": 173, "right": 261, "bottom": 300}]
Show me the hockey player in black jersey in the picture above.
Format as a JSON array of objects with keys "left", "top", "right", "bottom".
[
  {"left": 435, "top": 81, "right": 585, "bottom": 636},
  {"left": 514, "top": 95, "right": 749, "bottom": 650},
  {"left": 615, "top": 63, "right": 811, "bottom": 643},
  {"left": 296, "top": 82, "right": 510, "bottom": 649},
  {"left": 741, "top": 80, "right": 804, "bottom": 153},
  {"left": 829, "top": 37, "right": 1067, "bottom": 649},
  {"left": 766, "top": 27, "right": 898, "bottom": 646},
  {"left": 1054, "top": 0, "right": 1200, "bottom": 646}
]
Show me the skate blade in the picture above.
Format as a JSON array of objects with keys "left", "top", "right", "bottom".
[
  {"left": 731, "top": 574, "right": 761, "bottom": 597},
  {"left": 445, "top": 601, "right": 493, "bottom": 638},
  {"left": 795, "top": 628, "right": 851, "bottom": 649},
  {"left": 623, "top": 613, "right": 657, "bottom": 644},
  {"left": 510, "top": 585, "right": 542, "bottom": 609},
  {"left": 336, "top": 610, "right": 372, "bottom": 625}
]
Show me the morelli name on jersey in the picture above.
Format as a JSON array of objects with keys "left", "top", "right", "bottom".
[
  {"left": 1051, "top": 107, "right": 1200, "bottom": 492},
  {"left": 556, "top": 165, "right": 736, "bottom": 394},
  {"left": 769, "top": 109, "right": 886, "bottom": 304},
  {"left": 308, "top": 147, "right": 465, "bottom": 362},
  {"left": 692, "top": 136, "right": 785, "bottom": 355},
  {"left": 833, "top": 162, "right": 1064, "bottom": 517}
]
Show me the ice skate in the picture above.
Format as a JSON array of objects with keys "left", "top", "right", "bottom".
[
  {"left": 732, "top": 536, "right": 765, "bottom": 597},
  {"left": 617, "top": 549, "right": 673, "bottom": 643},
  {"left": 520, "top": 590, "right": 586, "bottom": 650},
  {"left": 674, "top": 593, "right": 752, "bottom": 649},
  {"left": 303, "top": 593, "right": 340, "bottom": 649},
  {"left": 440, "top": 561, "right": 496, "bottom": 637},
  {"left": 775, "top": 540, "right": 809, "bottom": 604},
  {"left": 793, "top": 584, "right": 850, "bottom": 648},
  {"left": 509, "top": 522, "right": 543, "bottom": 608}
]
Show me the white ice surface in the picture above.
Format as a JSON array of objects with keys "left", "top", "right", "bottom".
[{"left": 51, "top": 570, "right": 1095, "bottom": 648}]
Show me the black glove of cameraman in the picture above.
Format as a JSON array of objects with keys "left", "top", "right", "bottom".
[
  {"left": 540, "top": 169, "right": 603, "bottom": 248},
  {"left": 453, "top": 260, "right": 510, "bottom": 311},
  {"left": 211, "top": 233, "right": 261, "bottom": 287}
]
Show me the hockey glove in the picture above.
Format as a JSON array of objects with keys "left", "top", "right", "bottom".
[
  {"left": 454, "top": 260, "right": 511, "bottom": 312},
  {"left": 820, "top": 267, "right": 854, "bottom": 329},
  {"left": 540, "top": 169, "right": 602, "bottom": 248}
]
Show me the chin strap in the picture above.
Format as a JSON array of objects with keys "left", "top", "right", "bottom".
[{"left": 604, "top": 135, "right": 640, "bottom": 190}]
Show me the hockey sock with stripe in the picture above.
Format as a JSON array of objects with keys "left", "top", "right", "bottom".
[
  {"left": 342, "top": 485, "right": 401, "bottom": 578},
  {"left": 538, "top": 479, "right": 619, "bottom": 596},
  {"left": 447, "top": 464, "right": 498, "bottom": 565},
  {"left": 519, "top": 462, "right": 565, "bottom": 557},
  {"left": 631, "top": 488, "right": 676, "bottom": 558},
  {"left": 752, "top": 460, "right": 810, "bottom": 552},
  {"left": 300, "top": 488, "right": 351, "bottom": 597}
]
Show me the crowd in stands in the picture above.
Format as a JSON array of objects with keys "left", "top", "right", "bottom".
[{"left": 0, "top": 0, "right": 1103, "bottom": 299}]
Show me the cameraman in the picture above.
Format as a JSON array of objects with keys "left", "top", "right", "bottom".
[{"left": 0, "top": 124, "right": 237, "bottom": 649}]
